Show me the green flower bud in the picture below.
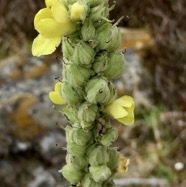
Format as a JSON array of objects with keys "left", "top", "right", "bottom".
[
  {"left": 73, "top": 41, "right": 95, "bottom": 66},
  {"left": 107, "top": 82, "right": 117, "bottom": 104},
  {"left": 107, "top": 147, "right": 119, "bottom": 170},
  {"left": 61, "top": 82, "right": 83, "bottom": 104},
  {"left": 96, "top": 23, "right": 120, "bottom": 52},
  {"left": 88, "top": 145, "right": 109, "bottom": 166},
  {"left": 62, "top": 37, "right": 74, "bottom": 60},
  {"left": 90, "top": 0, "right": 108, "bottom": 7},
  {"left": 62, "top": 0, "right": 77, "bottom": 6},
  {"left": 69, "top": 32, "right": 81, "bottom": 43},
  {"left": 60, "top": 164, "right": 84, "bottom": 184},
  {"left": 107, "top": 25, "right": 121, "bottom": 52},
  {"left": 86, "top": 143, "right": 97, "bottom": 156},
  {"left": 85, "top": 77, "right": 110, "bottom": 104},
  {"left": 63, "top": 106, "right": 79, "bottom": 124},
  {"left": 89, "top": 165, "right": 111, "bottom": 183},
  {"left": 72, "top": 122, "right": 81, "bottom": 128},
  {"left": 81, "top": 19, "right": 96, "bottom": 41},
  {"left": 63, "top": 64, "right": 91, "bottom": 87},
  {"left": 81, "top": 121, "right": 94, "bottom": 130},
  {"left": 71, "top": 128, "right": 92, "bottom": 145},
  {"left": 96, "top": 22, "right": 111, "bottom": 50},
  {"left": 66, "top": 154, "right": 87, "bottom": 170},
  {"left": 82, "top": 174, "right": 102, "bottom": 187},
  {"left": 89, "top": 4, "right": 109, "bottom": 21},
  {"left": 103, "top": 52, "right": 124, "bottom": 79},
  {"left": 67, "top": 142, "right": 86, "bottom": 157},
  {"left": 78, "top": 102, "right": 98, "bottom": 122},
  {"left": 92, "top": 51, "right": 108, "bottom": 73},
  {"left": 100, "top": 127, "right": 118, "bottom": 146},
  {"left": 65, "top": 125, "right": 73, "bottom": 144}
]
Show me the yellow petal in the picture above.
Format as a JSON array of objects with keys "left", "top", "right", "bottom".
[
  {"left": 54, "top": 82, "right": 62, "bottom": 92},
  {"left": 49, "top": 91, "right": 66, "bottom": 105},
  {"left": 34, "top": 8, "right": 52, "bottom": 28},
  {"left": 106, "top": 102, "right": 128, "bottom": 119},
  {"left": 115, "top": 95, "right": 134, "bottom": 108},
  {"left": 45, "top": 0, "right": 57, "bottom": 8},
  {"left": 117, "top": 115, "right": 134, "bottom": 125},
  {"left": 51, "top": 1, "right": 70, "bottom": 23},
  {"left": 117, "top": 107, "right": 134, "bottom": 125},
  {"left": 49, "top": 82, "right": 66, "bottom": 105},
  {"left": 35, "top": 18, "right": 63, "bottom": 38},
  {"left": 62, "top": 21, "right": 76, "bottom": 36},
  {"left": 32, "top": 34, "right": 61, "bottom": 56}
]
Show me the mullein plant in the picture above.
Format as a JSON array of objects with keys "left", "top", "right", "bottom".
[{"left": 32, "top": 0, "right": 134, "bottom": 186}]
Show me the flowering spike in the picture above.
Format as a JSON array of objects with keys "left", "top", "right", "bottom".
[{"left": 32, "top": 0, "right": 135, "bottom": 185}]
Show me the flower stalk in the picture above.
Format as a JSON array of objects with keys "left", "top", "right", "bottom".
[{"left": 32, "top": 0, "right": 135, "bottom": 186}]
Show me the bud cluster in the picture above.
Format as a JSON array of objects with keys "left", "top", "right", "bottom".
[{"left": 58, "top": 0, "right": 127, "bottom": 186}]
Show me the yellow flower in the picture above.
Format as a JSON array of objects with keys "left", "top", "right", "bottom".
[
  {"left": 70, "top": 2, "right": 86, "bottom": 21},
  {"left": 32, "top": 0, "right": 75, "bottom": 57},
  {"left": 49, "top": 82, "right": 66, "bottom": 105},
  {"left": 106, "top": 95, "right": 134, "bottom": 125},
  {"left": 116, "top": 156, "right": 129, "bottom": 173}
]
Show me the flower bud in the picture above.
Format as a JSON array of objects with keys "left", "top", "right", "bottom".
[
  {"left": 62, "top": 0, "right": 77, "bottom": 6},
  {"left": 89, "top": 4, "right": 109, "bottom": 21},
  {"left": 63, "top": 106, "right": 79, "bottom": 124},
  {"left": 61, "top": 82, "right": 83, "bottom": 104},
  {"left": 107, "top": 82, "right": 117, "bottom": 104},
  {"left": 81, "top": 19, "right": 96, "bottom": 41},
  {"left": 67, "top": 142, "right": 86, "bottom": 157},
  {"left": 63, "top": 64, "right": 91, "bottom": 87},
  {"left": 107, "top": 25, "right": 121, "bottom": 52},
  {"left": 85, "top": 77, "right": 110, "bottom": 104},
  {"left": 71, "top": 128, "right": 92, "bottom": 145},
  {"left": 78, "top": 102, "right": 98, "bottom": 122},
  {"left": 86, "top": 143, "right": 97, "bottom": 156},
  {"left": 96, "top": 22, "right": 112, "bottom": 50},
  {"left": 82, "top": 174, "right": 102, "bottom": 187},
  {"left": 100, "top": 127, "right": 118, "bottom": 146},
  {"left": 80, "top": 121, "right": 94, "bottom": 130},
  {"left": 96, "top": 23, "right": 120, "bottom": 52},
  {"left": 70, "top": 2, "right": 87, "bottom": 21},
  {"left": 62, "top": 37, "right": 74, "bottom": 60},
  {"left": 60, "top": 164, "right": 84, "bottom": 184},
  {"left": 103, "top": 51, "right": 124, "bottom": 79},
  {"left": 65, "top": 125, "right": 73, "bottom": 144},
  {"left": 69, "top": 31, "right": 81, "bottom": 43},
  {"left": 66, "top": 154, "right": 87, "bottom": 170},
  {"left": 107, "top": 147, "right": 119, "bottom": 170},
  {"left": 88, "top": 145, "right": 109, "bottom": 166},
  {"left": 89, "top": 165, "right": 111, "bottom": 183},
  {"left": 73, "top": 41, "right": 95, "bottom": 66},
  {"left": 92, "top": 51, "right": 108, "bottom": 73},
  {"left": 72, "top": 122, "right": 81, "bottom": 128},
  {"left": 87, "top": 0, "right": 108, "bottom": 7}
]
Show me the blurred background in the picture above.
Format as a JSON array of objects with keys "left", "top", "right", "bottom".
[{"left": 0, "top": 0, "right": 186, "bottom": 187}]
